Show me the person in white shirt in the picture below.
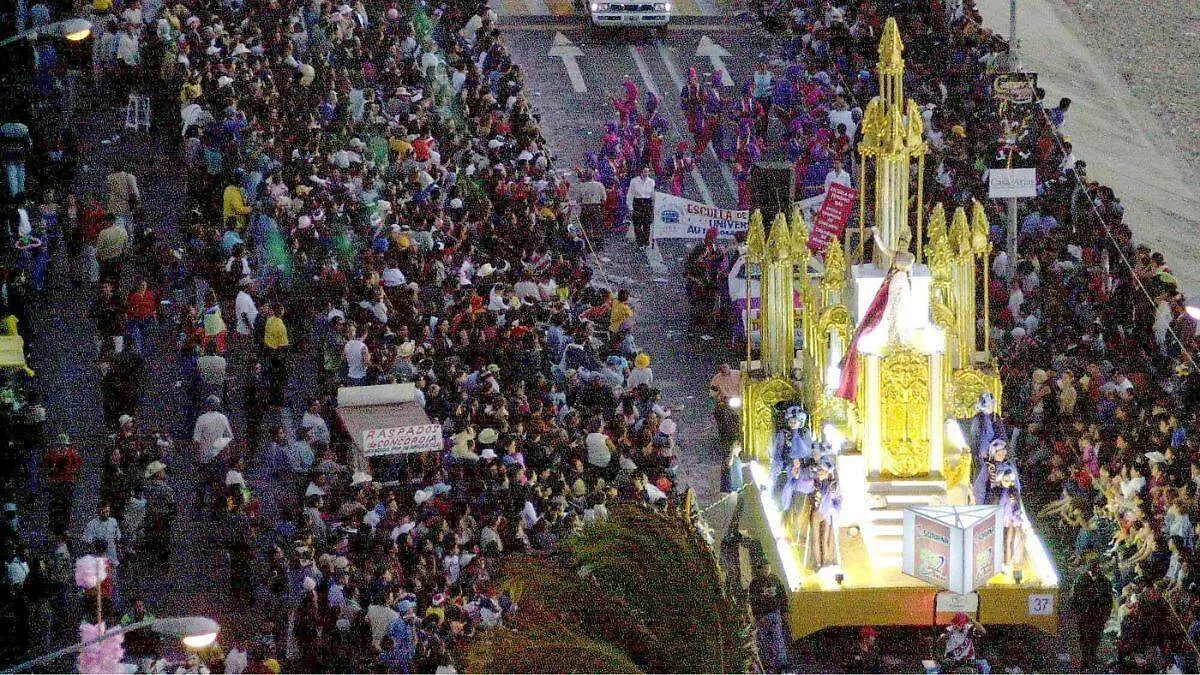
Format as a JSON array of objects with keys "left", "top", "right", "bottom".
[
  {"left": 301, "top": 399, "right": 331, "bottom": 447},
  {"left": 586, "top": 424, "right": 613, "bottom": 469},
  {"left": 83, "top": 504, "right": 123, "bottom": 565},
  {"left": 626, "top": 166, "right": 656, "bottom": 249},
  {"left": 827, "top": 96, "right": 856, "bottom": 141},
  {"left": 193, "top": 396, "right": 234, "bottom": 460},
  {"left": 823, "top": 159, "right": 852, "bottom": 193},
  {"left": 343, "top": 323, "right": 370, "bottom": 384},
  {"left": 513, "top": 278, "right": 539, "bottom": 302},
  {"left": 235, "top": 280, "right": 258, "bottom": 336}
]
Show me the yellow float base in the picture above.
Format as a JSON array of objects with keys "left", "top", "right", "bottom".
[{"left": 739, "top": 468, "right": 1059, "bottom": 639}]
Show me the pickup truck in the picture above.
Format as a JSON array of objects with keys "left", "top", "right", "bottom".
[{"left": 586, "top": 0, "right": 671, "bottom": 27}]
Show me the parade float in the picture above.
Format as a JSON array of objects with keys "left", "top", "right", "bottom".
[{"left": 734, "top": 18, "right": 1058, "bottom": 638}]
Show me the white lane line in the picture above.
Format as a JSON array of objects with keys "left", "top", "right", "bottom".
[
  {"left": 525, "top": 0, "right": 552, "bottom": 16},
  {"left": 628, "top": 43, "right": 715, "bottom": 206},
  {"left": 690, "top": 0, "right": 720, "bottom": 17},
  {"left": 549, "top": 32, "right": 587, "bottom": 93},
  {"left": 654, "top": 39, "right": 739, "bottom": 204}
]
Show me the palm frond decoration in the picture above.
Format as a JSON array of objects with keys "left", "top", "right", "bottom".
[{"left": 471, "top": 503, "right": 755, "bottom": 673}]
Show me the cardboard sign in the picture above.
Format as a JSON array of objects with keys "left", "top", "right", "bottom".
[
  {"left": 993, "top": 72, "right": 1039, "bottom": 104},
  {"left": 988, "top": 168, "right": 1037, "bottom": 198},
  {"left": 936, "top": 591, "right": 979, "bottom": 614},
  {"left": 809, "top": 183, "right": 857, "bottom": 255},
  {"left": 904, "top": 506, "right": 1003, "bottom": 594},
  {"left": 971, "top": 511, "right": 999, "bottom": 589},
  {"left": 652, "top": 191, "right": 749, "bottom": 240},
  {"left": 913, "top": 514, "right": 953, "bottom": 587},
  {"left": 362, "top": 423, "right": 444, "bottom": 456}
]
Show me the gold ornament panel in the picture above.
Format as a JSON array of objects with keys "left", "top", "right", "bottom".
[
  {"left": 879, "top": 346, "right": 930, "bottom": 477},
  {"left": 743, "top": 377, "right": 802, "bottom": 463},
  {"left": 947, "top": 367, "right": 1002, "bottom": 420}
]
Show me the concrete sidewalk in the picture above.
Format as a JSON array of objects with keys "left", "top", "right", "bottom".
[{"left": 977, "top": 0, "right": 1200, "bottom": 296}]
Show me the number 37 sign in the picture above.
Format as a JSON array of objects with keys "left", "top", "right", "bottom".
[{"left": 1027, "top": 594, "right": 1055, "bottom": 616}]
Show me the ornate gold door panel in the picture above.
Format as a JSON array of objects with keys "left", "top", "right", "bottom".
[{"left": 879, "top": 346, "right": 930, "bottom": 477}]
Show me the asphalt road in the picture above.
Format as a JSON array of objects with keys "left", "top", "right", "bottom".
[{"left": 498, "top": 9, "right": 781, "bottom": 508}]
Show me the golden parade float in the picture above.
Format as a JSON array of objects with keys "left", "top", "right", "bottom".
[{"left": 734, "top": 18, "right": 1059, "bottom": 639}]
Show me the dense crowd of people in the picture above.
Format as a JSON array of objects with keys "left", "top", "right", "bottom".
[
  {"left": 4, "top": 0, "right": 1200, "bottom": 670},
  {"left": 741, "top": 0, "right": 1200, "bottom": 671},
  {"left": 3, "top": 0, "right": 690, "bottom": 670}
]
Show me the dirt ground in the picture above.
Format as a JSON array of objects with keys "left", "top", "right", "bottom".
[{"left": 1060, "top": 0, "right": 1200, "bottom": 166}]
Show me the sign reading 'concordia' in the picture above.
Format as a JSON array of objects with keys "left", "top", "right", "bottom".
[{"left": 363, "top": 423, "right": 444, "bottom": 456}]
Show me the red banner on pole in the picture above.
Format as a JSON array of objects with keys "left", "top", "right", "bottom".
[{"left": 808, "top": 183, "right": 858, "bottom": 255}]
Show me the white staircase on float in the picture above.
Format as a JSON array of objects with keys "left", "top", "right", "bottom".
[{"left": 860, "top": 478, "right": 948, "bottom": 568}]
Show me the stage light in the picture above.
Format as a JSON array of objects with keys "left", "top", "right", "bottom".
[
  {"left": 747, "top": 461, "right": 804, "bottom": 590},
  {"left": 823, "top": 424, "right": 845, "bottom": 452},
  {"left": 945, "top": 419, "right": 968, "bottom": 450}
]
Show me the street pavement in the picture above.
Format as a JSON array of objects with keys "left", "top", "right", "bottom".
[
  {"left": 500, "top": 11, "right": 779, "bottom": 508},
  {"left": 18, "top": 91, "right": 283, "bottom": 665}
]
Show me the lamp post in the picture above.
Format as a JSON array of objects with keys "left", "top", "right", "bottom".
[
  {"left": 3, "top": 616, "right": 220, "bottom": 673},
  {"left": 0, "top": 17, "right": 92, "bottom": 47},
  {"left": 1004, "top": 0, "right": 1021, "bottom": 259}
]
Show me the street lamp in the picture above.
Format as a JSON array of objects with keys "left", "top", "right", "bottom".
[
  {"left": 3, "top": 616, "right": 219, "bottom": 673},
  {"left": 0, "top": 17, "right": 92, "bottom": 47}
]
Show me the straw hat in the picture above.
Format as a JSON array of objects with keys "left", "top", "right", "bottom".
[
  {"left": 398, "top": 341, "right": 416, "bottom": 358},
  {"left": 478, "top": 428, "right": 499, "bottom": 445},
  {"left": 634, "top": 353, "right": 651, "bottom": 369}
]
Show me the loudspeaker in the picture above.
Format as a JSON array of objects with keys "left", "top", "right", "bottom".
[{"left": 748, "top": 161, "right": 795, "bottom": 226}]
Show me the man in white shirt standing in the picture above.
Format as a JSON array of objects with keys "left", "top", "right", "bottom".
[
  {"left": 627, "top": 166, "right": 656, "bottom": 250},
  {"left": 83, "top": 503, "right": 123, "bottom": 566},
  {"left": 193, "top": 396, "right": 233, "bottom": 518},
  {"left": 823, "top": 159, "right": 852, "bottom": 194},
  {"left": 235, "top": 278, "right": 259, "bottom": 338},
  {"left": 343, "top": 322, "right": 370, "bottom": 385},
  {"left": 301, "top": 399, "right": 331, "bottom": 447}
]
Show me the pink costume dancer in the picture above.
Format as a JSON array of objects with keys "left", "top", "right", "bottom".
[
  {"left": 668, "top": 142, "right": 693, "bottom": 197},
  {"left": 612, "top": 78, "right": 640, "bottom": 126}
]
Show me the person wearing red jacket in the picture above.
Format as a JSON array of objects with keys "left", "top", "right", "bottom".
[
  {"left": 43, "top": 433, "right": 82, "bottom": 530},
  {"left": 80, "top": 197, "right": 106, "bottom": 285},
  {"left": 125, "top": 278, "right": 158, "bottom": 357}
]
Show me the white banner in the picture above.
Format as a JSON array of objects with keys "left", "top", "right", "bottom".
[
  {"left": 363, "top": 423, "right": 444, "bottom": 456},
  {"left": 988, "top": 168, "right": 1037, "bottom": 198},
  {"left": 652, "top": 191, "right": 749, "bottom": 240}
]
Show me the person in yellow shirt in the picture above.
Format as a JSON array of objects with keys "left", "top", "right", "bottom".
[
  {"left": 263, "top": 310, "right": 289, "bottom": 350},
  {"left": 179, "top": 76, "right": 202, "bottom": 105},
  {"left": 223, "top": 182, "right": 252, "bottom": 229},
  {"left": 609, "top": 289, "right": 634, "bottom": 333},
  {"left": 388, "top": 131, "right": 413, "bottom": 161}
]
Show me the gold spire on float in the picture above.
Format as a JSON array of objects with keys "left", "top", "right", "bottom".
[{"left": 857, "top": 17, "right": 928, "bottom": 266}]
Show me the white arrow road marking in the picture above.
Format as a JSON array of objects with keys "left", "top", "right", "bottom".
[
  {"left": 695, "top": 35, "right": 733, "bottom": 87},
  {"left": 628, "top": 43, "right": 715, "bottom": 207},
  {"left": 655, "top": 39, "right": 739, "bottom": 204},
  {"left": 549, "top": 32, "right": 587, "bottom": 93}
]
